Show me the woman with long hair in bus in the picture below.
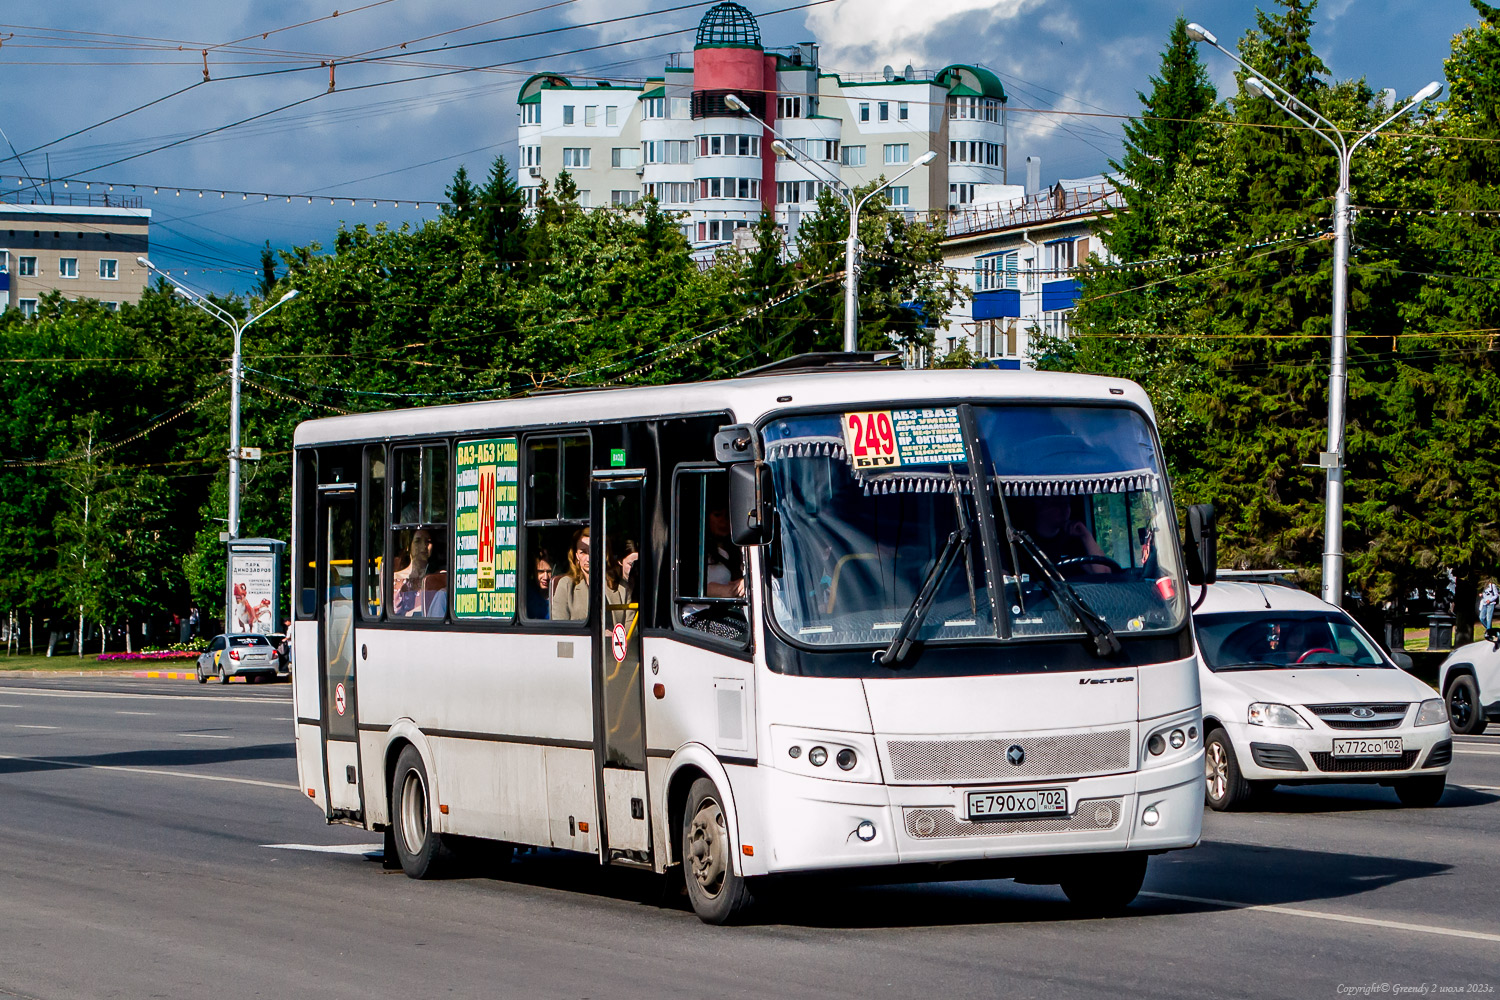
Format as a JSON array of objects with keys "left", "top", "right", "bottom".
[{"left": 551, "top": 526, "right": 632, "bottom": 622}]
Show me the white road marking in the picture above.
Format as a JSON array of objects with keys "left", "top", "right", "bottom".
[
  {"left": 0, "top": 752, "right": 296, "bottom": 791},
  {"left": 1142, "top": 891, "right": 1500, "bottom": 944},
  {"left": 15, "top": 724, "right": 58, "bottom": 729},
  {"left": 1454, "top": 748, "right": 1500, "bottom": 756},
  {"left": 262, "top": 843, "right": 382, "bottom": 857},
  {"left": 115, "top": 711, "right": 155, "bottom": 716},
  {"left": 175, "top": 733, "right": 231, "bottom": 740},
  {"left": 0, "top": 703, "right": 23, "bottom": 708},
  {"left": 0, "top": 685, "right": 284, "bottom": 706}
]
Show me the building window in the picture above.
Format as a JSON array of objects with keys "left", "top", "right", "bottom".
[
  {"left": 18, "top": 255, "right": 36, "bottom": 276},
  {"left": 878, "top": 101, "right": 889, "bottom": 121},
  {"left": 562, "top": 147, "right": 591, "bottom": 168},
  {"left": 888, "top": 186, "right": 909, "bottom": 207},
  {"left": 698, "top": 134, "right": 759, "bottom": 157},
  {"left": 104, "top": 301, "right": 120, "bottom": 312},
  {"left": 521, "top": 145, "right": 541, "bottom": 168},
  {"left": 611, "top": 147, "right": 641, "bottom": 169},
  {"left": 697, "top": 177, "right": 759, "bottom": 200},
  {"left": 1042, "top": 311, "right": 1074, "bottom": 340},
  {"left": 972, "top": 318, "right": 1017, "bottom": 358},
  {"left": 584, "top": 105, "right": 597, "bottom": 126},
  {"left": 18, "top": 299, "right": 37, "bottom": 318},
  {"left": 100, "top": 258, "right": 118, "bottom": 280},
  {"left": 975, "top": 251, "right": 1019, "bottom": 292},
  {"left": 606, "top": 106, "right": 618, "bottom": 127},
  {"left": 699, "top": 219, "right": 747, "bottom": 242},
  {"left": 840, "top": 145, "right": 866, "bottom": 167},
  {"left": 898, "top": 101, "right": 909, "bottom": 121},
  {"left": 643, "top": 139, "right": 692, "bottom": 164},
  {"left": 777, "top": 180, "right": 824, "bottom": 204},
  {"left": 1023, "top": 256, "right": 1035, "bottom": 292},
  {"left": 645, "top": 181, "right": 693, "bottom": 204},
  {"left": 643, "top": 96, "right": 665, "bottom": 118},
  {"left": 520, "top": 103, "right": 541, "bottom": 124},
  {"left": 611, "top": 190, "right": 639, "bottom": 207},
  {"left": 58, "top": 257, "right": 78, "bottom": 279},
  {"left": 669, "top": 97, "right": 691, "bottom": 119},
  {"left": 777, "top": 96, "right": 802, "bottom": 118},
  {"left": 562, "top": 105, "right": 575, "bottom": 125},
  {"left": 859, "top": 102, "right": 870, "bottom": 122},
  {"left": 576, "top": 190, "right": 591, "bottom": 208},
  {"left": 883, "top": 143, "right": 909, "bottom": 165},
  {"left": 949, "top": 183, "right": 976, "bottom": 207}
]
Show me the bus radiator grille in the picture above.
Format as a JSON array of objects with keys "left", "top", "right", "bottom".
[
  {"left": 903, "top": 798, "right": 1123, "bottom": 839},
  {"left": 886, "top": 730, "right": 1133, "bottom": 783}
]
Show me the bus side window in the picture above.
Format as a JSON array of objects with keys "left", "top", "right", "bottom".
[
  {"left": 523, "top": 435, "right": 591, "bottom": 623},
  {"left": 673, "top": 468, "right": 749, "bottom": 645},
  {"left": 363, "top": 445, "right": 386, "bottom": 619},
  {"left": 391, "top": 443, "right": 450, "bottom": 620},
  {"left": 295, "top": 451, "right": 318, "bottom": 618}
]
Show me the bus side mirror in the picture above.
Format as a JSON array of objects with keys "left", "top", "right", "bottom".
[
  {"left": 1184, "top": 503, "right": 1217, "bottom": 586},
  {"left": 728, "top": 463, "right": 772, "bottom": 546}
]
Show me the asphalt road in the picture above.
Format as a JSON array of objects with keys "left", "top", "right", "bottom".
[{"left": 1, "top": 675, "right": 1496, "bottom": 1000}]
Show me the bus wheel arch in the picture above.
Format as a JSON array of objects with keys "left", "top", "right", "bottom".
[
  {"left": 382, "top": 722, "right": 441, "bottom": 832},
  {"left": 663, "top": 745, "right": 743, "bottom": 877}
]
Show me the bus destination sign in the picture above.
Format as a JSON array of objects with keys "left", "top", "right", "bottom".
[
  {"left": 454, "top": 437, "right": 519, "bottom": 619},
  {"left": 842, "top": 407, "right": 966, "bottom": 470}
]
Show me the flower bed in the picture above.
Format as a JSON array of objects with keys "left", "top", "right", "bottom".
[{"left": 96, "top": 650, "right": 199, "bottom": 662}]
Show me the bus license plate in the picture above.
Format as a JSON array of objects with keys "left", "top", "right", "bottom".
[
  {"left": 967, "top": 787, "right": 1068, "bottom": 821},
  {"left": 1332, "top": 737, "right": 1403, "bottom": 757}
]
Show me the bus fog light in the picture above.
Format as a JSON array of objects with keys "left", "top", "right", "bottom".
[
  {"left": 855, "top": 821, "right": 876, "bottom": 842},
  {"left": 1147, "top": 734, "right": 1166, "bottom": 756},
  {"left": 808, "top": 746, "right": 828, "bottom": 767},
  {"left": 1142, "top": 806, "right": 1160, "bottom": 827},
  {"left": 1188, "top": 725, "right": 1198, "bottom": 741},
  {"left": 1169, "top": 729, "right": 1185, "bottom": 749},
  {"left": 788, "top": 745, "right": 802, "bottom": 759},
  {"left": 836, "top": 749, "right": 857, "bottom": 770}
]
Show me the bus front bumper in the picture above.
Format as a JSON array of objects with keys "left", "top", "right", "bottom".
[{"left": 754, "top": 752, "right": 1203, "bottom": 875}]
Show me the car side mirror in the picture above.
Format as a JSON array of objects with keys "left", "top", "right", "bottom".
[
  {"left": 1391, "top": 650, "right": 1413, "bottom": 671},
  {"left": 1184, "top": 503, "right": 1217, "bottom": 586},
  {"left": 728, "top": 463, "right": 773, "bottom": 546}
]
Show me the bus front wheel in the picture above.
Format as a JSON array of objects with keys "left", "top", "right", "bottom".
[
  {"left": 682, "top": 777, "right": 753, "bottom": 924},
  {"left": 390, "top": 745, "right": 450, "bottom": 879},
  {"left": 1059, "top": 851, "right": 1148, "bottom": 915}
]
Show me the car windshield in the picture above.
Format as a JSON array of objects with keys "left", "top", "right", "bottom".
[
  {"left": 763, "top": 404, "right": 1186, "bottom": 650},
  {"left": 1195, "top": 610, "right": 1389, "bottom": 670}
]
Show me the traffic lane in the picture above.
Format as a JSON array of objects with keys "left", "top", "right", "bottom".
[
  {"left": 0, "top": 674, "right": 293, "bottom": 698},
  {"left": 0, "top": 681, "right": 296, "bottom": 787}
]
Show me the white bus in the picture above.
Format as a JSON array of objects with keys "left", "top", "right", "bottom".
[{"left": 290, "top": 357, "right": 1210, "bottom": 923}]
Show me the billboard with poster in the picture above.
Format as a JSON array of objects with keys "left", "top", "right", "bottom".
[{"left": 226, "top": 539, "right": 284, "bottom": 635}]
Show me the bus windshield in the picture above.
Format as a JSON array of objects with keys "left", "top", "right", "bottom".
[{"left": 764, "top": 404, "right": 1187, "bottom": 651}]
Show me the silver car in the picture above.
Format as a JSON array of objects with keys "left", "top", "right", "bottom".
[{"left": 196, "top": 633, "right": 279, "bottom": 684}]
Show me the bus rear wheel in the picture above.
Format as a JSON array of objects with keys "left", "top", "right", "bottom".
[
  {"left": 1059, "top": 851, "right": 1149, "bottom": 915},
  {"left": 391, "top": 745, "right": 450, "bottom": 879},
  {"left": 682, "top": 777, "right": 753, "bottom": 924}
]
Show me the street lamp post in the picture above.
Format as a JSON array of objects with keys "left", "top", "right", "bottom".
[
  {"left": 136, "top": 257, "right": 297, "bottom": 539},
  {"left": 723, "top": 93, "right": 937, "bottom": 353},
  {"left": 1185, "top": 24, "right": 1440, "bottom": 606}
]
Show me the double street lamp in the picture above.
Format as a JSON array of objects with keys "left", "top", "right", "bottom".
[
  {"left": 723, "top": 92, "right": 937, "bottom": 352},
  {"left": 137, "top": 256, "right": 298, "bottom": 540},
  {"left": 1185, "top": 23, "right": 1441, "bottom": 605}
]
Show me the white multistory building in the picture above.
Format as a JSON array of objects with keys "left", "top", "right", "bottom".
[{"left": 516, "top": 2, "right": 1008, "bottom": 248}]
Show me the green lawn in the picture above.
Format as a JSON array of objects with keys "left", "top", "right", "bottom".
[{"left": 0, "top": 651, "right": 195, "bottom": 671}]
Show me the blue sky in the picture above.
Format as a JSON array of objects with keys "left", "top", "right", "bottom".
[{"left": 0, "top": 0, "right": 1480, "bottom": 295}]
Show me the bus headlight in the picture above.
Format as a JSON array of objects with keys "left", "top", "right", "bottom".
[
  {"left": 807, "top": 746, "right": 828, "bottom": 767},
  {"left": 1142, "top": 711, "right": 1201, "bottom": 769}
]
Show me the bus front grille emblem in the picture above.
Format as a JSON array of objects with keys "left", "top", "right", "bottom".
[{"left": 1007, "top": 745, "right": 1025, "bottom": 766}]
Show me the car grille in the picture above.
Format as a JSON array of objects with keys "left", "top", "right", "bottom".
[
  {"left": 903, "top": 797, "right": 1123, "bottom": 839},
  {"left": 1309, "top": 750, "right": 1419, "bottom": 773},
  {"left": 1305, "top": 703, "right": 1409, "bottom": 730},
  {"left": 1423, "top": 740, "right": 1453, "bottom": 769},
  {"left": 1250, "top": 742, "right": 1307, "bottom": 771},
  {"left": 886, "top": 729, "right": 1133, "bottom": 784}
]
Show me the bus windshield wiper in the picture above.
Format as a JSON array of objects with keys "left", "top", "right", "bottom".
[
  {"left": 875, "top": 473, "right": 972, "bottom": 668},
  {"left": 1011, "top": 529, "right": 1122, "bottom": 657}
]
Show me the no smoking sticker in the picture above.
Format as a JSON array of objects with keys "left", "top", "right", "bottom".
[
  {"left": 610, "top": 623, "right": 628, "bottom": 663},
  {"left": 334, "top": 682, "right": 347, "bottom": 716}
]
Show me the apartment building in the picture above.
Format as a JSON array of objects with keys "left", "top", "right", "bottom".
[
  {"left": 0, "top": 197, "right": 151, "bottom": 316},
  {"left": 939, "top": 175, "right": 1122, "bottom": 368},
  {"left": 516, "top": 1, "right": 1008, "bottom": 247}
]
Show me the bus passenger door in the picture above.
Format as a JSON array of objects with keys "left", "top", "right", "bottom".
[
  {"left": 318, "top": 485, "right": 364, "bottom": 821},
  {"left": 591, "top": 475, "right": 652, "bottom": 864}
]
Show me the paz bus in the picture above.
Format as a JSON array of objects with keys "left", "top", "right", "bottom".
[{"left": 290, "top": 355, "right": 1210, "bottom": 923}]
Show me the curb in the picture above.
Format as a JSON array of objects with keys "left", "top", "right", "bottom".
[{"left": 0, "top": 668, "right": 200, "bottom": 679}]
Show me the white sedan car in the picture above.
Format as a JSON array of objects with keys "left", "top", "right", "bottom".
[
  {"left": 1194, "top": 582, "right": 1451, "bottom": 810},
  {"left": 1437, "top": 631, "right": 1499, "bottom": 735}
]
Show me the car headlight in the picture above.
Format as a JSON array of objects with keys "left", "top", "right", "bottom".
[
  {"left": 1247, "top": 702, "right": 1310, "bottom": 729},
  {"left": 1415, "top": 698, "right": 1448, "bottom": 727}
]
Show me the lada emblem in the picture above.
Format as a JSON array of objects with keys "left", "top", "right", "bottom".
[
  {"left": 1007, "top": 745, "right": 1026, "bottom": 766},
  {"left": 1351, "top": 707, "right": 1375, "bottom": 719}
]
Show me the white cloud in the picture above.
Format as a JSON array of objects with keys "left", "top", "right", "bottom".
[{"left": 805, "top": 0, "right": 1039, "bottom": 71}]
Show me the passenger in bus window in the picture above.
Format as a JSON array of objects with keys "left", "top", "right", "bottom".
[
  {"left": 393, "top": 528, "right": 448, "bottom": 617},
  {"left": 704, "top": 504, "right": 745, "bottom": 599},
  {"left": 528, "top": 550, "right": 554, "bottom": 620},
  {"left": 551, "top": 527, "right": 628, "bottom": 622}
]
